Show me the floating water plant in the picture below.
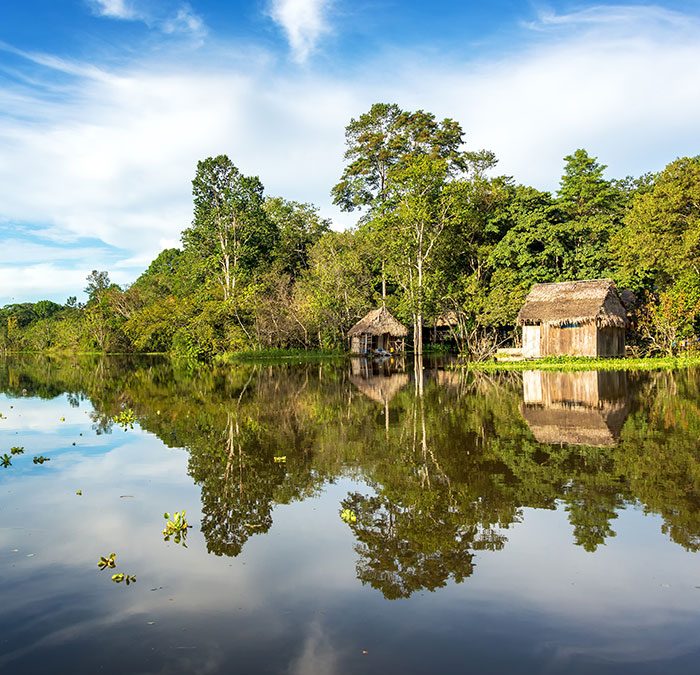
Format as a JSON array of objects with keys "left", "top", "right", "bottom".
[
  {"left": 32, "top": 456, "right": 50, "bottom": 464},
  {"left": 98, "top": 553, "right": 117, "bottom": 570},
  {"left": 1, "top": 454, "right": 12, "bottom": 468},
  {"left": 76, "top": 489, "right": 82, "bottom": 496},
  {"left": 163, "top": 511, "right": 190, "bottom": 546},
  {"left": 0, "top": 413, "right": 6, "bottom": 420},
  {"left": 111, "top": 573, "right": 136, "bottom": 585},
  {"left": 10, "top": 446, "right": 24, "bottom": 455},
  {"left": 340, "top": 508, "right": 357, "bottom": 524},
  {"left": 113, "top": 409, "right": 136, "bottom": 430}
]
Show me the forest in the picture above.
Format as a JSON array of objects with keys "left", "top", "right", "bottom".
[{"left": 2, "top": 102, "right": 699, "bottom": 359}]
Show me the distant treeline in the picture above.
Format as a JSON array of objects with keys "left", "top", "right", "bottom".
[{"left": 2, "top": 102, "right": 699, "bottom": 359}]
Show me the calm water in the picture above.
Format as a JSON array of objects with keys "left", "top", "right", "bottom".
[{"left": 1, "top": 355, "right": 700, "bottom": 674}]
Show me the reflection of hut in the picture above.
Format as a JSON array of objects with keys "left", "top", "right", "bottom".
[
  {"left": 521, "top": 370, "right": 629, "bottom": 447},
  {"left": 349, "top": 371, "right": 410, "bottom": 405},
  {"left": 349, "top": 357, "right": 409, "bottom": 431},
  {"left": 348, "top": 306, "right": 408, "bottom": 354},
  {"left": 517, "top": 279, "right": 626, "bottom": 358}
]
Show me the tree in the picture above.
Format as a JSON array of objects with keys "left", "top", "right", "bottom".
[
  {"left": 84, "top": 270, "right": 112, "bottom": 303},
  {"left": 378, "top": 155, "right": 463, "bottom": 353},
  {"left": 332, "top": 103, "right": 466, "bottom": 213},
  {"left": 264, "top": 197, "right": 330, "bottom": 278},
  {"left": 182, "top": 155, "right": 278, "bottom": 302},
  {"left": 614, "top": 156, "right": 700, "bottom": 293},
  {"left": 557, "top": 149, "right": 622, "bottom": 219}
]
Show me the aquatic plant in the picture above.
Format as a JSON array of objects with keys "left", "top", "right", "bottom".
[
  {"left": 113, "top": 408, "right": 136, "bottom": 430},
  {"left": 10, "top": 446, "right": 24, "bottom": 455},
  {"left": 97, "top": 553, "right": 117, "bottom": 570},
  {"left": 340, "top": 508, "right": 357, "bottom": 524},
  {"left": 163, "top": 511, "right": 190, "bottom": 546},
  {"left": 1, "top": 454, "right": 12, "bottom": 468},
  {"left": 111, "top": 573, "right": 136, "bottom": 585},
  {"left": 32, "top": 456, "right": 50, "bottom": 464}
]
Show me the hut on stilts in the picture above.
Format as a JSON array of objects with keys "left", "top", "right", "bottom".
[
  {"left": 517, "top": 279, "right": 627, "bottom": 358},
  {"left": 348, "top": 306, "right": 408, "bottom": 355}
]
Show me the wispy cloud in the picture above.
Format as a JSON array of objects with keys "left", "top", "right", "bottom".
[
  {"left": 90, "top": 0, "right": 138, "bottom": 20},
  {"left": 87, "top": 0, "right": 207, "bottom": 40},
  {"left": 268, "top": 0, "right": 331, "bottom": 63},
  {"left": 162, "top": 5, "right": 207, "bottom": 39},
  {"left": 528, "top": 4, "right": 692, "bottom": 31}
]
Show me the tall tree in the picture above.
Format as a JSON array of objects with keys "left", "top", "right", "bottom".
[
  {"left": 183, "top": 155, "right": 277, "bottom": 302},
  {"left": 332, "top": 103, "right": 466, "bottom": 213},
  {"left": 615, "top": 156, "right": 700, "bottom": 292},
  {"left": 264, "top": 197, "right": 330, "bottom": 278},
  {"left": 557, "top": 149, "right": 621, "bottom": 218}
]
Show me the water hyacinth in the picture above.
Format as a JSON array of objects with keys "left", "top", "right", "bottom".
[
  {"left": 113, "top": 409, "right": 136, "bottom": 430},
  {"left": 97, "top": 553, "right": 117, "bottom": 570},
  {"left": 163, "top": 511, "right": 190, "bottom": 546}
]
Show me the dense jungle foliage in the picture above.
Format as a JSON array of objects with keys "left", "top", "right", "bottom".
[{"left": 2, "top": 102, "right": 700, "bottom": 358}]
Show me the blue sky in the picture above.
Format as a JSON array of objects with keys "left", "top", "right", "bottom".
[{"left": 1, "top": 1, "right": 699, "bottom": 304}]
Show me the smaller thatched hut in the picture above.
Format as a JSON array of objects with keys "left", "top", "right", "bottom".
[
  {"left": 348, "top": 306, "right": 408, "bottom": 354},
  {"left": 517, "top": 279, "right": 626, "bottom": 358}
]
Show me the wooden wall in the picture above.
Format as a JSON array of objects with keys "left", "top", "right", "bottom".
[
  {"left": 522, "top": 323, "right": 625, "bottom": 358},
  {"left": 597, "top": 327, "right": 625, "bottom": 357},
  {"left": 542, "top": 323, "right": 598, "bottom": 357},
  {"left": 522, "top": 325, "right": 541, "bottom": 358}
]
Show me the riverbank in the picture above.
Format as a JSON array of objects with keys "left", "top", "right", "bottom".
[
  {"left": 216, "top": 348, "right": 345, "bottom": 364},
  {"left": 462, "top": 355, "right": 700, "bottom": 372}
]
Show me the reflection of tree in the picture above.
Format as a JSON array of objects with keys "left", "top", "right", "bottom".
[
  {"left": 4, "top": 355, "right": 700, "bottom": 575},
  {"left": 190, "top": 412, "right": 286, "bottom": 556},
  {"left": 342, "top": 489, "right": 509, "bottom": 599}
]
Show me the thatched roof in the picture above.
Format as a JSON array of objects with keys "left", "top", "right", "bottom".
[
  {"left": 517, "top": 279, "right": 626, "bottom": 328},
  {"left": 431, "top": 311, "right": 459, "bottom": 327},
  {"left": 348, "top": 306, "right": 408, "bottom": 337}
]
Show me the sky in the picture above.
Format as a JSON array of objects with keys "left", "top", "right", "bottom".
[{"left": 0, "top": 0, "right": 699, "bottom": 305}]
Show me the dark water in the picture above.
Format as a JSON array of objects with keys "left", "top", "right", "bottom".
[{"left": 1, "top": 354, "right": 700, "bottom": 674}]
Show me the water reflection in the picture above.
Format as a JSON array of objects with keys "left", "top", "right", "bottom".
[
  {"left": 2, "top": 356, "right": 700, "bottom": 578},
  {"left": 521, "top": 370, "right": 630, "bottom": 447},
  {"left": 4, "top": 355, "right": 700, "bottom": 672}
]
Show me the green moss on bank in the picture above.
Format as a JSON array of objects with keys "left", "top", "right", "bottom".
[
  {"left": 216, "top": 348, "right": 345, "bottom": 364},
  {"left": 462, "top": 355, "right": 700, "bottom": 372}
]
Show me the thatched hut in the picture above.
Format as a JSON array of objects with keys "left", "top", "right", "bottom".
[
  {"left": 517, "top": 279, "right": 626, "bottom": 358},
  {"left": 348, "top": 306, "right": 408, "bottom": 354},
  {"left": 521, "top": 370, "right": 629, "bottom": 447}
]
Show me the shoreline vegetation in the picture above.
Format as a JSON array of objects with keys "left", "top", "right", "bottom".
[
  {"left": 4, "top": 348, "right": 700, "bottom": 374},
  {"left": 2, "top": 103, "right": 700, "bottom": 361},
  {"left": 462, "top": 355, "right": 700, "bottom": 371}
]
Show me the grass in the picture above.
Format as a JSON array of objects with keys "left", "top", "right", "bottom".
[
  {"left": 216, "top": 348, "right": 346, "bottom": 364},
  {"left": 461, "top": 354, "right": 700, "bottom": 372}
]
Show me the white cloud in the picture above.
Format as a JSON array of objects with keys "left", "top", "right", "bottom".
[
  {"left": 90, "top": 0, "right": 138, "bottom": 20},
  {"left": 162, "top": 5, "right": 207, "bottom": 40},
  {"left": 1, "top": 5, "right": 700, "bottom": 302},
  {"left": 0, "top": 264, "right": 134, "bottom": 303},
  {"left": 87, "top": 0, "right": 206, "bottom": 39},
  {"left": 268, "top": 0, "right": 331, "bottom": 63}
]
